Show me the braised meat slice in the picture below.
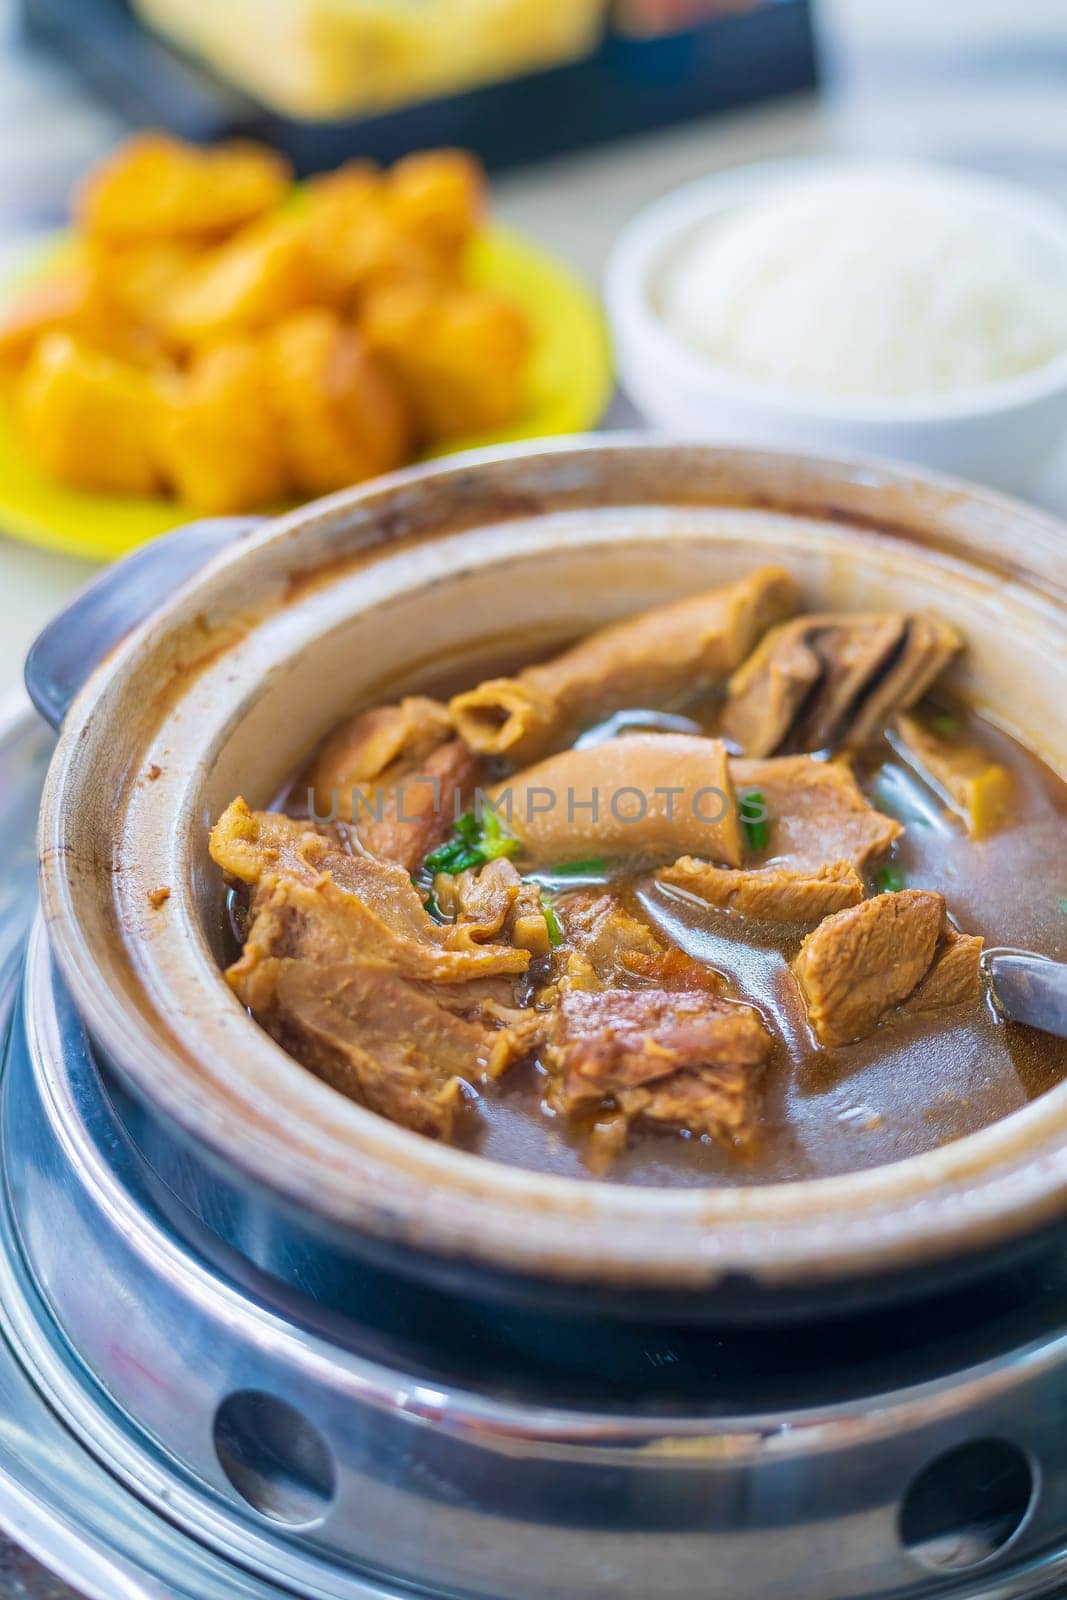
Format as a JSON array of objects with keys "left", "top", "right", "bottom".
[
  {"left": 450, "top": 566, "right": 797, "bottom": 763},
  {"left": 538, "top": 890, "right": 769, "bottom": 1156},
  {"left": 849, "top": 617, "right": 960, "bottom": 750},
  {"left": 732, "top": 755, "right": 902, "bottom": 874},
  {"left": 892, "top": 709, "right": 1012, "bottom": 839},
  {"left": 718, "top": 616, "right": 823, "bottom": 760},
  {"left": 303, "top": 694, "right": 477, "bottom": 870},
  {"left": 435, "top": 857, "right": 551, "bottom": 958},
  {"left": 230, "top": 875, "right": 535, "bottom": 1137},
  {"left": 307, "top": 695, "right": 451, "bottom": 795},
  {"left": 722, "top": 612, "right": 960, "bottom": 755},
  {"left": 544, "top": 988, "right": 771, "bottom": 1148},
  {"left": 658, "top": 858, "right": 864, "bottom": 922},
  {"left": 212, "top": 798, "right": 333, "bottom": 894},
  {"left": 211, "top": 800, "right": 537, "bottom": 1136},
  {"left": 901, "top": 922, "right": 984, "bottom": 1014},
  {"left": 792, "top": 889, "right": 948, "bottom": 1046},
  {"left": 354, "top": 738, "right": 477, "bottom": 872},
  {"left": 212, "top": 797, "right": 523, "bottom": 964},
  {"left": 804, "top": 616, "right": 907, "bottom": 751},
  {"left": 551, "top": 888, "right": 722, "bottom": 993}
]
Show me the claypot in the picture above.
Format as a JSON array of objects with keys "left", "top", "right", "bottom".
[{"left": 30, "top": 439, "right": 1067, "bottom": 1322}]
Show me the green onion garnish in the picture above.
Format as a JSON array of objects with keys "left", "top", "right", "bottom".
[
  {"left": 740, "top": 789, "right": 769, "bottom": 852},
  {"left": 549, "top": 857, "right": 607, "bottom": 876},
  {"left": 481, "top": 807, "right": 521, "bottom": 861},
  {"left": 931, "top": 711, "right": 960, "bottom": 736},
  {"left": 454, "top": 811, "right": 482, "bottom": 847},
  {"left": 422, "top": 809, "right": 520, "bottom": 877},
  {"left": 541, "top": 895, "right": 564, "bottom": 947},
  {"left": 876, "top": 864, "right": 906, "bottom": 894},
  {"left": 1056, "top": 896, "right": 1067, "bottom": 915},
  {"left": 422, "top": 846, "right": 450, "bottom": 874},
  {"left": 424, "top": 837, "right": 480, "bottom": 875}
]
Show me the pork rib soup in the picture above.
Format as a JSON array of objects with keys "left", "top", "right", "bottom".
[{"left": 211, "top": 566, "right": 1067, "bottom": 1187}]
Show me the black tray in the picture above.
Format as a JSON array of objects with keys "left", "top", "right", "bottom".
[{"left": 19, "top": 0, "right": 817, "bottom": 174}]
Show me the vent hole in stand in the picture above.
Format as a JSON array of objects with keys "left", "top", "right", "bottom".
[
  {"left": 214, "top": 1390, "right": 337, "bottom": 1527},
  {"left": 899, "top": 1438, "right": 1036, "bottom": 1572}
]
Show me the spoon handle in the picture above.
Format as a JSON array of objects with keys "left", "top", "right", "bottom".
[{"left": 986, "top": 949, "right": 1067, "bottom": 1041}]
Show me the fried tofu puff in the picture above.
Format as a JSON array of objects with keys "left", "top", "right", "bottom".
[
  {"left": 15, "top": 333, "right": 163, "bottom": 495},
  {"left": 264, "top": 308, "right": 413, "bottom": 496},
  {"left": 299, "top": 162, "right": 450, "bottom": 309},
  {"left": 155, "top": 340, "right": 291, "bottom": 514},
  {"left": 362, "top": 282, "right": 529, "bottom": 442},
  {"left": 160, "top": 216, "right": 321, "bottom": 350},
  {"left": 77, "top": 133, "right": 292, "bottom": 245}
]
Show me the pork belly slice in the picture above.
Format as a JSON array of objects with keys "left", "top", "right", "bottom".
[
  {"left": 722, "top": 612, "right": 961, "bottom": 756},
  {"left": 545, "top": 988, "right": 771, "bottom": 1149},
  {"left": 450, "top": 565, "right": 798, "bottom": 763},
  {"left": 659, "top": 858, "right": 864, "bottom": 922},
  {"left": 496, "top": 734, "right": 745, "bottom": 868},
  {"left": 731, "top": 754, "right": 901, "bottom": 875},
  {"left": 792, "top": 890, "right": 983, "bottom": 1047},
  {"left": 303, "top": 694, "right": 477, "bottom": 870}
]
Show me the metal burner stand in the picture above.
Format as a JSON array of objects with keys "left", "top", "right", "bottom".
[{"left": 2, "top": 699, "right": 1067, "bottom": 1600}]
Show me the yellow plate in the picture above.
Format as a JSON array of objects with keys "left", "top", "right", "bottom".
[{"left": 0, "top": 224, "right": 612, "bottom": 563}]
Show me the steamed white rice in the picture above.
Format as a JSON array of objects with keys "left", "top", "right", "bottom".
[{"left": 658, "top": 171, "right": 1067, "bottom": 402}]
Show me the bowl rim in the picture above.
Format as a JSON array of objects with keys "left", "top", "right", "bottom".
[
  {"left": 604, "top": 156, "right": 1067, "bottom": 426},
  {"left": 34, "top": 436, "right": 1067, "bottom": 1294}
]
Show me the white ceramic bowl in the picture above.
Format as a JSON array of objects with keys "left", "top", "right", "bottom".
[{"left": 605, "top": 160, "right": 1067, "bottom": 494}]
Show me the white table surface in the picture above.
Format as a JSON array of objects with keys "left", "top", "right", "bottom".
[{"left": 1, "top": 0, "right": 1066, "bottom": 694}]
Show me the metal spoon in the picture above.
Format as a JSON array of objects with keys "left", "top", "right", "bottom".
[{"left": 985, "top": 949, "right": 1067, "bottom": 1040}]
